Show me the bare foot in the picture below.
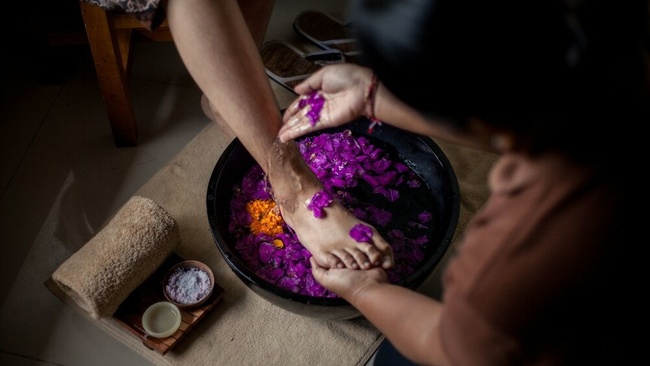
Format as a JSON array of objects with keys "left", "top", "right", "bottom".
[
  {"left": 201, "top": 94, "right": 236, "bottom": 140},
  {"left": 267, "top": 140, "right": 394, "bottom": 270},
  {"left": 281, "top": 195, "right": 394, "bottom": 270}
]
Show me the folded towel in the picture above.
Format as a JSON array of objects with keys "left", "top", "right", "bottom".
[{"left": 52, "top": 196, "right": 180, "bottom": 319}]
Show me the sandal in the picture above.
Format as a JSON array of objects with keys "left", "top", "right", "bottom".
[
  {"left": 260, "top": 40, "right": 344, "bottom": 90},
  {"left": 293, "top": 10, "right": 362, "bottom": 63}
]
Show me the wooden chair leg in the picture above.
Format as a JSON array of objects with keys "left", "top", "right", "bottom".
[
  {"left": 238, "top": 0, "right": 275, "bottom": 49},
  {"left": 79, "top": 1, "right": 138, "bottom": 147}
]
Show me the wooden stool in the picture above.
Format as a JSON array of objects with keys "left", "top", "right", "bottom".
[
  {"left": 79, "top": 1, "right": 173, "bottom": 147},
  {"left": 79, "top": 0, "right": 275, "bottom": 147}
]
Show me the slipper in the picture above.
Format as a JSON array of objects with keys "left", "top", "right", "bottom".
[
  {"left": 293, "top": 10, "right": 362, "bottom": 62},
  {"left": 260, "top": 40, "right": 344, "bottom": 90}
]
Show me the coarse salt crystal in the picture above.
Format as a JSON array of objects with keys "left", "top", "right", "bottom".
[{"left": 165, "top": 267, "right": 212, "bottom": 304}]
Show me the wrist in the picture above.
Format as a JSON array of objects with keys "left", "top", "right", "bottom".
[
  {"left": 346, "top": 278, "right": 385, "bottom": 305},
  {"left": 364, "top": 72, "right": 382, "bottom": 132}
]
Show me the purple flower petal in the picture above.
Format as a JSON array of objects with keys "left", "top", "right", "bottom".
[
  {"left": 349, "top": 223, "right": 373, "bottom": 243},
  {"left": 307, "top": 190, "right": 334, "bottom": 218},
  {"left": 418, "top": 211, "right": 433, "bottom": 223}
]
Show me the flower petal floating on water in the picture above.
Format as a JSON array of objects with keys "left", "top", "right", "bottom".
[
  {"left": 307, "top": 190, "right": 334, "bottom": 218},
  {"left": 418, "top": 211, "right": 433, "bottom": 223},
  {"left": 349, "top": 223, "right": 374, "bottom": 243}
]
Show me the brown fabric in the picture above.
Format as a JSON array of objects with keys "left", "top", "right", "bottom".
[
  {"left": 52, "top": 196, "right": 179, "bottom": 319},
  {"left": 441, "top": 152, "right": 635, "bottom": 365},
  {"left": 46, "top": 120, "right": 497, "bottom": 365}
]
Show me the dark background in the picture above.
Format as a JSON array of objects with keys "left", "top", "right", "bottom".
[{"left": 2, "top": 0, "right": 89, "bottom": 85}]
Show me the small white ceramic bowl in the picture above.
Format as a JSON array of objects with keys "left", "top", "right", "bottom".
[{"left": 141, "top": 301, "right": 181, "bottom": 338}]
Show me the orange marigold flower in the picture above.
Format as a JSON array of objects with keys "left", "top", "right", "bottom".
[{"left": 246, "top": 199, "right": 284, "bottom": 236}]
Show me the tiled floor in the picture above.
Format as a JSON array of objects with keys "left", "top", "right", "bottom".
[{"left": 0, "top": 1, "right": 371, "bottom": 365}]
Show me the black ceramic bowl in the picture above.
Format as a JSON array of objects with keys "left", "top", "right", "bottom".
[{"left": 206, "top": 118, "right": 460, "bottom": 320}]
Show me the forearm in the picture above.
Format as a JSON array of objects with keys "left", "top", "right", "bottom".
[
  {"left": 372, "top": 83, "right": 441, "bottom": 137},
  {"left": 347, "top": 282, "right": 450, "bottom": 366},
  {"left": 373, "top": 82, "right": 495, "bottom": 152}
]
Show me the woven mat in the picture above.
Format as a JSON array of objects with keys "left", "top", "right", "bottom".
[{"left": 46, "top": 115, "right": 497, "bottom": 365}]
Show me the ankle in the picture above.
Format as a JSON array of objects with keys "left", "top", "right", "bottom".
[{"left": 267, "top": 141, "right": 322, "bottom": 205}]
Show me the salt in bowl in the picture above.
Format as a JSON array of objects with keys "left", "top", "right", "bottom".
[{"left": 163, "top": 260, "right": 215, "bottom": 309}]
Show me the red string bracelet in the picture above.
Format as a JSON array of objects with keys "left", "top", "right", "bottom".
[{"left": 365, "top": 73, "right": 382, "bottom": 133}]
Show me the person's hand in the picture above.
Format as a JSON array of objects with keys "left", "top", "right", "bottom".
[
  {"left": 279, "top": 64, "right": 374, "bottom": 143},
  {"left": 310, "top": 257, "right": 389, "bottom": 299}
]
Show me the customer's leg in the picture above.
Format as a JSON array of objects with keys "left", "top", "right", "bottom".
[
  {"left": 199, "top": 0, "right": 274, "bottom": 137},
  {"left": 165, "top": 0, "right": 394, "bottom": 270}
]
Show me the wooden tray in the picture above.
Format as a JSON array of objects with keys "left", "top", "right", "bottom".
[{"left": 113, "top": 253, "right": 225, "bottom": 355}]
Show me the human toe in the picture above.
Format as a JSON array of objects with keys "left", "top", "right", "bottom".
[
  {"left": 331, "top": 249, "right": 359, "bottom": 269},
  {"left": 313, "top": 252, "right": 343, "bottom": 269},
  {"left": 380, "top": 254, "right": 394, "bottom": 269},
  {"left": 343, "top": 247, "right": 373, "bottom": 269},
  {"left": 354, "top": 243, "right": 385, "bottom": 268}
]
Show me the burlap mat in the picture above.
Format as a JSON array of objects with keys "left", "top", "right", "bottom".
[{"left": 46, "top": 118, "right": 497, "bottom": 365}]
